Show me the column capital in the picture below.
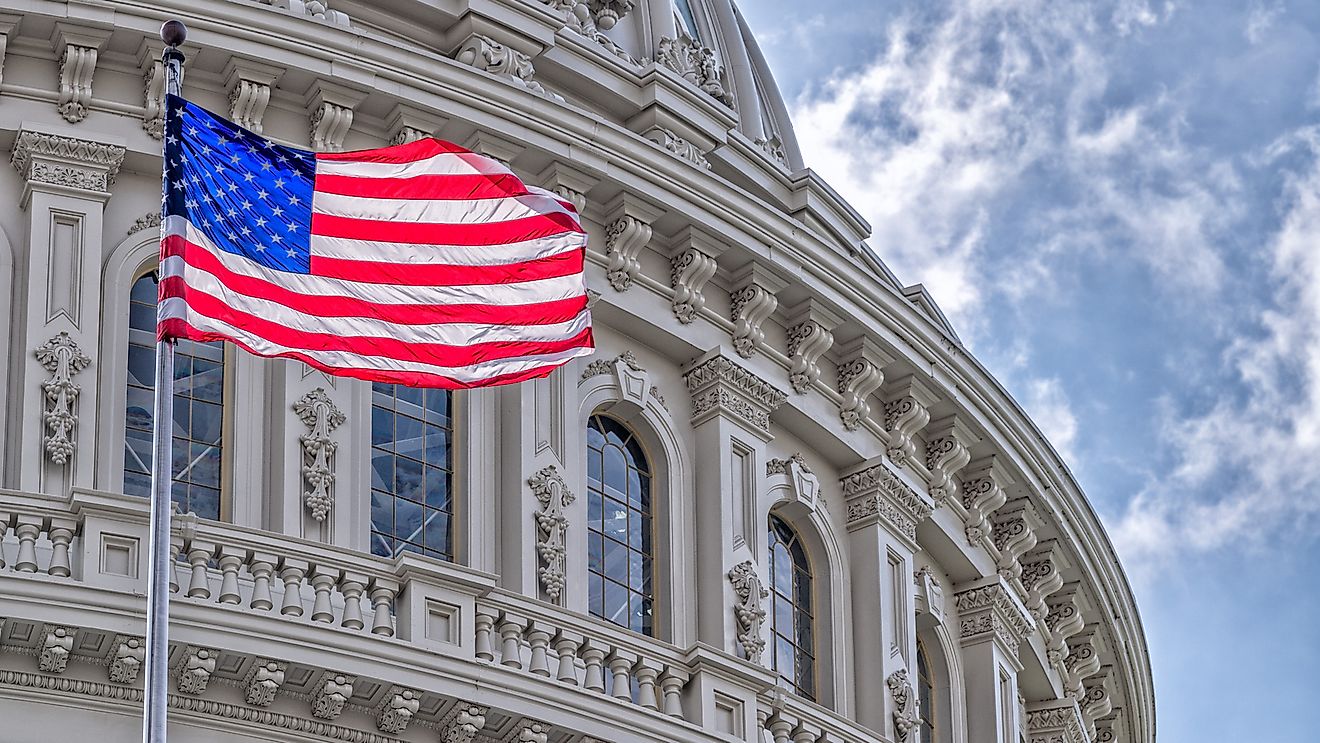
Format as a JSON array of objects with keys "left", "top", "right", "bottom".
[
  {"left": 841, "top": 458, "right": 932, "bottom": 547},
  {"left": 953, "top": 575, "right": 1034, "bottom": 659},
  {"left": 10, "top": 128, "right": 126, "bottom": 203},
  {"left": 1024, "top": 697, "right": 1086, "bottom": 743},
  {"left": 682, "top": 351, "right": 786, "bottom": 438}
]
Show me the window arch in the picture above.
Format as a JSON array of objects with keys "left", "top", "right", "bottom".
[
  {"left": 370, "top": 383, "right": 453, "bottom": 561},
  {"left": 768, "top": 514, "right": 815, "bottom": 700},
  {"left": 673, "top": 0, "right": 702, "bottom": 40},
  {"left": 918, "top": 637, "right": 936, "bottom": 743},
  {"left": 123, "top": 272, "right": 226, "bottom": 520},
  {"left": 586, "top": 414, "right": 654, "bottom": 635}
]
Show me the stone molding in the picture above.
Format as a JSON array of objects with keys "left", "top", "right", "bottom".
[
  {"left": 655, "top": 33, "right": 731, "bottom": 106},
  {"left": 644, "top": 126, "right": 710, "bottom": 169},
  {"left": 35, "top": 332, "right": 92, "bottom": 465},
  {"left": 375, "top": 686, "right": 421, "bottom": 733},
  {"left": 293, "top": 388, "right": 346, "bottom": 522},
  {"left": 243, "top": 659, "right": 287, "bottom": 707},
  {"left": 841, "top": 459, "right": 931, "bottom": 543},
  {"left": 311, "top": 672, "right": 355, "bottom": 720},
  {"left": 683, "top": 353, "right": 786, "bottom": 436},
  {"left": 1025, "top": 699, "right": 1087, "bottom": 743},
  {"left": 727, "top": 560, "right": 768, "bottom": 663},
  {"left": 529, "top": 465, "right": 575, "bottom": 603},
  {"left": 953, "top": 578, "right": 1034, "bottom": 653},
  {"left": 10, "top": 130, "right": 126, "bottom": 195}
]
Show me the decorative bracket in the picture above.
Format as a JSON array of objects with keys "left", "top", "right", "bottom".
[
  {"left": 529, "top": 465, "right": 575, "bottom": 603},
  {"left": 108, "top": 635, "right": 145, "bottom": 684},
  {"left": 137, "top": 41, "right": 166, "bottom": 139},
  {"left": 376, "top": 686, "right": 421, "bottom": 734},
  {"left": 643, "top": 126, "right": 710, "bottom": 169},
  {"left": 729, "top": 263, "right": 785, "bottom": 358},
  {"left": 38, "top": 625, "right": 74, "bottom": 674},
  {"left": 176, "top": 646, "right": 218, "bottom": 695},
  {"left": 603, "top": 193, "right": 661, "bottom": 291},
  {"left": 784, "top": 299, "right": 841, "bottom": 394},
  {"left": 244, "top": 659, "right": 287, "bottom": 707},
  {"left": 924, "top": 415, "right": 974, "bottom": 504},
  {"left": 311, "top": 672, "right": 355, "bottom": 720},
  {"left": 835, "top": 337, "right": 891, "bottom": 431},
  {"left": 587, "top": 0, "right": 635, "bottom": 29},
  {"left": 668, "top": 226, "right": 723, "bottom": 324},
  {"left": 913, "top": 565, "right": 945, "bottom": 623},
  {"left": 727, "top": 560, "right": 768, "bottom": 663},
  {"left": 225, "top": 59, "right": 282, "bottom": 134},
  {"left": 35, "top": 332, "right": 92, "bottom": 465},
  {"left": 538, "top": 161, "right": 595, "bottom": 215},
  {"left": 959, "top": 456, "right": 1012, "bottom": 545},
  {"left": 1021, "top": 540, "right": 1069, "bottom": 623},
  {"left": 1044, "top": 582, "right": 1087, "bottom": 667},
  {"left": 886, "top": 668, "right": 920, "bottom": 741},
  {"left": 990, "top": 497, "right": 1043, "bottom": 583},
  {"left": 305, "top": 81, "right": 363, "bottom": 152},
  {"left": 53, "top": 25, "right": 107, "bottom": 123},
  {"left": 455, "top": 35, "right": 561, "bottom": 101},
  {"left": 439, "top": 703, "right": 489, "bottom": 743},
  {"left": 388, "top": 104, "right": 446, "bottom": 147},
  {"left": 882, "top": 374, "right": 937, "bottom": 466},
  {"left": 293, "top": 388, "right": 346, "bottom": 522}
]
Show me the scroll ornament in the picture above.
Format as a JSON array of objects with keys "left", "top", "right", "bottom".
[
  {"left": 727, "top": 561, "right": 769, "bottom": 663},
  {"left": 35, "top": 332, "right": 92, "bottom": 465},
  {"left": 293, "top": 388, "right": 346, "bottom": 521},
  {"left": 529, "top": 465, "right": 575, "bottom": 602}
]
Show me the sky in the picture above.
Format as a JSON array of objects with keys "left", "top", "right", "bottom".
[{"left": 737, "top": 0, "right": 1320, "bottom": 739}]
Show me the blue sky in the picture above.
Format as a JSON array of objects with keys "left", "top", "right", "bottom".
[{"left": 737, "top": 0, "right": 1320, "bottom": 739}]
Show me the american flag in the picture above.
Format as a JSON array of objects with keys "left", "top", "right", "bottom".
[{"left": 159, "top": 94, "right": 594, "bottom": 388}]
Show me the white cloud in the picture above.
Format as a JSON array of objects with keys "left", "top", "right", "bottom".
[
  {"left": 1021, "top": 378, "right": 1080, "bottom": 463},
  {"left": 1245, "top": 1, "right": 1285, "bottom": 45}
]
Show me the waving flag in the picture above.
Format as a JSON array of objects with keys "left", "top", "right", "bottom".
[{"left": 159, "top": 94, "right": 594, "bottom": 388}]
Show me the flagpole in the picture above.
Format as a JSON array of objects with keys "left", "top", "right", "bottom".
[{"left": 144, "top": 19, "right": 187, "bottom": 743}]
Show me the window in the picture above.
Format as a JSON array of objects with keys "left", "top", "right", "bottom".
[
  {"left": 370, "top": 383, "right": 453, "bottom": 560},
  {"left": 673, "top": 0, "right": 701, "bottom": 39},
  {"left": 586, "top": 415, "right": 654, "bottom": 635},
  {"left": 769, "top": 514, "right": 815, "bottom": 700},
  {"left": 918, "top": 638, "right": 936, "bottom": 743},
  {"left": 124, "top": 273, "right": 225, "bottom": 520}
]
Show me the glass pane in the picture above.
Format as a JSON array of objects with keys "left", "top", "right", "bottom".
[
  {"left": 395, "top": 415, "right": 424, "bottom": 460},
  {"left": 774, "top": 595, "right": 794, "bottom": 634},
  {"left": 397, "top": 384, "right": 423, "bottom": 408},
  {"left": 587, "top": 489, "right": 603, "bottom": 529},
  {"left": 424, "top": 425, "right": 449, "bottom": 465},
  {"left": 371, "top": 452, "right": 393, "bottom": 492},
  {"left": 773, "top": 543, "right": 792, "bottom": 591},
  {"left": 603, "top": 537, "right": 628, "bottom": 579},
  {"left": 370, "top": 384, "right": 453, "bottom": 564},
  {"left": 395, "top": 498, "right": 423, "bottom": 543},
  {"left": 589, "top": 576, "right": 603, "bottom": 618},
  {"left": 423, "top": 509, "right": 450, "bottom": 556},
  {"left": 603, "top": 498, "right": 628, "bottom": 541},
  {"left": 372, "top": 408, "right": 394, "bottom": 450},
  {"left": 604, "top": 446, "right": 627, "bottom": 498},
  {"left": 588, "top": 534, "right": 603, "bottom": 573},
  {"left": 424, "top": 466, "right": 450, "bottom": 510},
  {"left": 394, "top": 457, "right": 423, "bottom": 502},
  {"left": 775, "top": 635, "right": 794, "bottom": 676},
  {"left": 604, "top": 580, "right": 628, "bottom": 625},
  {"left": 629, "top": 549, "right": 644, "bottom": 591},
  {"left": 371, "top": 492, "right": 392, "bottom": 533},
  {"left": 587, "top": 448, "right": 602, "bottom": 486}
]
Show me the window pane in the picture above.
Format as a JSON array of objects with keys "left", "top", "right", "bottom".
[
  {"left": 587, "top": 415, "right": 655, "bottom": 636},
  {"left": 371, "top": 384, "right": 453, "bottom": 561}
]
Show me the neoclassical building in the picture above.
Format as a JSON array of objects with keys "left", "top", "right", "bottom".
[{"left": 0, "top": 1, "right": 1154, "bottom": 742}]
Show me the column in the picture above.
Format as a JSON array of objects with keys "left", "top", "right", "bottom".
[{"left": 953, "top": 577, "right": 1035, "bottom": 743}]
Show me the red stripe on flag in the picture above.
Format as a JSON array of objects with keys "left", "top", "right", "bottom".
[
  {"left": 162, "top": 235, "right": 588, "bottom": 325},
  {"left": 309, "top": 249, "right": 584, "bottom": 286},
  {"left": 160, "top": 318, "right": 576, "bottom": 389},
  {"left": 162, "top": 279, "right": 595, "bottom": 365},
  {"left": 310, "top": 211, "right": 581, "bottom": 246},
  {"left": 314, "top": 138, "right": 469, "bottom": 163},
  {"left": 313, "top": 173, "right": 535, "bottom": 201}
]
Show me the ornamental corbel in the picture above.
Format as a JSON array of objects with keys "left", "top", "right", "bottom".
[
  {"left": 835, "top": 337, "right": 891, "bottom": 431},
  {"left": 293, "top": 388, "right": 346, "bottom": 522},
  {"left": 727, "top": 560, "right": 768, "bottom": 663},
  {"left": 0, "top": 17, "right": 13, "bottom": 88},
  {"left": 729, "top": 264, "right": 785, "bottom": 358},
  {"left": 52, "top": 24, "right": 108, "bottom": 124},
  {"left": 784, "top": 299, "right": 841, "bottom": 394},
  {"left": 108, "top": 635, "right": 145, "bottom": 684},
  {"left": 1062, "top": 628, "right": 1105, "bottom": 697},
  {"left": 440, "top": 703, "right": 489, "bottom": 743},
  {"left": 1044, "top": 582, "right": 1087, "bottom": 666},
  {"left": 886, "top": 668, "right": 920, "bottom": 741},
  {"left": 463, "top": 129, "right": 524, "bottom": 167},
  {"left": 376, "top": 686, "right": 421, "bottom": 734},
  {"left": 601, "top": 193, "right": 661, "bottom": 291},
  {"left": 668, "top": 226, "right": 723, "bottom": 324},
  {"left": 529, "top": 465, "right": 575, "bottom": 603},
  {"left": 311, "top": 672, "right": 355, "bottom": 720},
  {"left": 537, "top": 161, "right": 595, "bottom": 215},
  {"left": 455, "top": 34, "right": 562, "bottom": 101},
  {"left": 387, "top": 104, "right": 446, "bottom": 147},
  {"left": 305, "top": 81, "right": 364, "bottom": 152},
  {"left": 516, "top": 721, "right": 550, "bottom": 743},
  {"left": 959, "top": 455, "right": 1012, "bottom": 545},
  {"left": 587, "top": 0, "right": 634, "bottom": 28},
  {"left": 137, "top": 41, "right": 166, "bottom": 139},
  {"left": 176, "top": 646, "right": 218, "bottom": 695},
  {"left": 1080, "top": 668, "right": 1114, "bottom": 737},
  {"left": 882, "top": 374, "right": 938, "bottom": 466},
  {"left": 225, "top": 59, "right": 282, "bottom": 134},
  {"left": 924, "top": 415, "right": 975, "bottom": 505},
  {"left": 990, "top": 497, "right": 1043, "bottom": 583},
  {"left": 1021, "top": 539, "right": 1069, "bottom": 623},
  {"left": 38, "top": 626, "right": 74, "bottom": 673},
  {"left": 35, "top": 332, "right": 92, "bottom": 465},
  {"left": 244, "top": 659, "right": 287, "bottom": 707}
]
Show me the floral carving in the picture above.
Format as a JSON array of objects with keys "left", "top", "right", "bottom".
[
  {"left": 644, "top": 127, "right": 709, "bottom": 169},
  {"left": 587, "top": 0, "right": 634, "bottom": 29},
  {"left": 311, "top": 673, "right": 354, "bottom": 720},
  {"left": 455, "top": 35, "right": 561, "bottom": 100},
  {"left": 293, "top": 388, "right": 346, "bottom": 522},
  {"left": 884, "top": 396, "right": 930, "bottom": 466},
  {"left": 440, "top": 704, "right": 489, "bottom": 742},
  {"left": 925, "top": 423, "right": 972, "bottom": 504},
  {"left": 10, "top": 130, "right": 126, "bottom": 192},
  {"left": 229, "top": 77, "right": 274, "bottom": 134},
  {"left": 730, "top": 280, "right": 778, "bottom": 358},
  {"left": 837, "top": 357, "right": 883, "bottom": 431},
  {"left": 376, "top": 687, "right": 421, "bottom": 734},
  {"left": 841, "top": 462, "right": 931, "bottom": 542},
  {"left": 727, "top": 561, "right": 768, "bottom": 662},
  {"left": 886, "top": 668, "right": 920, "bottom": 741},
  {"left": 143, "top": 57, "right": 165, "bottom": 138},
  {"left": 955, "top": 582, "right": 1033, "bottom": 652},
  {"left": 581, "top": 350, "right": 642, "bottom": 380},
  {"left": 128, "top": 211, "right": 161, "bottom": 236},
  {"left": 309, "top": 100, "right": 354, "bottom": 152},
  {"left": 57, "top": 41, "right": 98, "bottom": 123},
  {"left": 38, "top": 626, "right": 74, "bottom": 673},
  {"left": 655, "top": 34, "right": 731, "bottom": 106},
  {"left": 108, "top": 636, "right": 145, "bottom": 684},
  {"left": 244, "top": 660, "right": 286, "bottom": 707},
  {"left": 529, "top": 465, "right": 575, "bottom": 603},
  {"left": 35, "top": 333, "right": 92, "bottom": 465},
  {"left": 177, "top": 647, "right": 217, "bottom": 695},
  {"left": 684, "top": 355, "right": 786, "bottom": 434}
]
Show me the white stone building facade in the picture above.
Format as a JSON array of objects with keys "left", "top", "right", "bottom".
[{"left": 0, "top": 1, "right": 1155, "bottom": 742}]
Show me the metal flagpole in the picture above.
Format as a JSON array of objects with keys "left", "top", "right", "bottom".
[{"left": 144, "top": 19, "right": 187, "bottom": 743}]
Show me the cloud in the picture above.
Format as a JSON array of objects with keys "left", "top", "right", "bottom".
[
  {"left": 1245, "top": 1, "right": 1285, "bottom": 45},
  {"left": 1021, "top": 378, "right": 1080, "bottom": 462}
]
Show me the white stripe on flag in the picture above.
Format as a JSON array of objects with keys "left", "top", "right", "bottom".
[
  {"left": 308, "top": 232, "right": 585, "bottom": 266},
  {"left": 315, "top": 151, "right": 512, "bottom": 179},
  {"left": 312, "top": 191, "right": 580, "bottom": 225}
]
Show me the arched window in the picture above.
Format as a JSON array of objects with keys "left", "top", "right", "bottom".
[
  {"left": 918, "top": 638, "right": 936, "bottom": 743},
  {"left": 673, "top": 0, "right": 702, "bottom": 40},
  {"left": 769, "top": 514, "right": 815, "bottom": 700},
  {"left": 123, "top": 273, "right": 225, "bottom": 520},
  {"left": 370, "top": 383, "right": 453, "bottom": 560},
  {"left": 586, "top": 414, "right": 654, "bottom": 635}
]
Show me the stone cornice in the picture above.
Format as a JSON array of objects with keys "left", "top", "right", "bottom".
[
  {"left": 683, "top": 352, "right": 786, "bottom": 436},
  {"left": 1025, "top": 698, "right": 1086, "bottom": 743},
  {"left": 841, "top": 459, "right": 931, "bottom": 544},
  {"left": 953, "top": 577, "right": 1034, "bottom": 654},
  {"left": 10, "top": 129, "right": 126, "bottom": 198}
]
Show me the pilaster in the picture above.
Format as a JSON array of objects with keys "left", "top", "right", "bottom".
[{"left": 954, "top": 577, "right": 1033, "bottom": 743}]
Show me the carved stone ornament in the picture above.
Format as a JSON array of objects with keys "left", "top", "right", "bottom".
[
  {"left": 886, "top": 668, "right": 920, "bottom": 741},
  {"left": 670, "top": 247, "right": 719, "bottom": 323},
  {"left": 883, "top": 386, "right": 932, "bottom": 467},
  {"left": 309, "top": 100, "right": 353, "bottom": 152},
  {"left": 38, "top": 626, "right": 74, "bottom": 674},
  {"left": 954, "top": 580, "right": 1034, "bottom": 653},
  {"left": 587, "top": 0, "right": 635, "bottom": 29},
  {"left": 177, "top": 647, "right": 218, "bottom": 695},
  {"left": 455, "top": 35, "right": 562, "bottom": 101},
  {"left": 914, "top": 565, "right": 945, "bottom": 623},
  {"left": 56, "top": 39, "right": 99, "bottom": 123},
  {"left": 553, "top": 0, "right": 638, "bottom": 64},
  {"left": 655, "top": 33, "right": 732, "bottom": 106},
  {"left": 925, "top": 417, "right": 973, "bottom": 505},
  {"left": 1025, "top": 701, "right": 1087, "bottom": 743},
  {"left": 1045, "top": 584, "right": 1086, "bottom": 665},
  {"left": 128, "top": 211, "right": 162, "bottom": 236},
  {"left": 244, "top": 659, "right": 287, "bottom": 707},
  {"left": 229, "top": 75, "right": 274, "bottom": 134},
  {"left": 605, "top": 215, "right": 653, "bottom": 291},
  {"left": 108, "top": 635, "right": 146, "bottom": 684},
  {"left": 293, "top": 388, "right": 346, "bottom": 522},
  {"left": 376, "top": 686, "right": 421, "bottom": 733},
  {"left": 767, "top": 453, "right": 820, "bottom": 512},
  {"left": 35, "top": 332, "right": 92, "bottom": 465},
  {"left": 311, "top": 672, "right": 354, "bottom": 720},
  {"left": 842, "top": 461, "right": 931, "bottom": 543},
  {"left": 837, "top": 357, "right": 883, "bottom": 431},
  {"left": 644, "top": 126, "right": 710, "bottom": 169},
  {"left": 683, "top": 354, "right": 787, "bottom": 436},
  {"left": 991, "top": 497, "right": 1043, "bottom": 583},
  {"left": 529, "top": 465, "right": 576, "bottom": 603},
  {"left": 10, "top": 130, "right": 126, "bottom": 193},
  {"left": 960, "top": 460, "right": 1010, "bottom": 546},
  {"left": 727, "top": 561, "right": 768, "bottom": 663},
  {"left": 440, "top": 703, "right": 489, "bottom": 743},
  {"left": 581, "top": 349, "right": 642, "bottom": 380},
  {"left": 787, "top": 319, "right": 834, "bottom": 394},
  {"left": 143, "top": 56, "right": 165, "bottom": 139},
  {"left": 1021, "top": 541, "right": 1067, "bottom": 623},
  {"left": 730, "top": 272, "right": 779, "bottom": 359},
  {"left": 1080, "top": 670, "right": 1114, "bottom": 735},
  {"left": 755, "top": 134, "right": 789, "bottom": 166},
  {"left": 516, "top": 721, "right": 550, "bottom": 743}
]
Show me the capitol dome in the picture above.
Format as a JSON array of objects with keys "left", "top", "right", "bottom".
[{"left": 0, "top": 1, "right": 1153, "bottom": 742}]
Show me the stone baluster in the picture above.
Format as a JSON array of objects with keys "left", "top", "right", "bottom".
[
  {"left": 474, "top": 608, "right": 496, "bottom": 662},
  {"left": 0, "top": 513, "right": 9, "bottom": 569},
  {"left": 580, "top": 639, "right": 607, "bottom": 693},
  {"left": 186, "top": 541, "right": 215, "bottom": 599},
  {"left": 13, "top": 516, "right": 41, "bottom": 572},
  {"left": 525, "top": 621, "right": 553, "bottom": 677},
  {"left": 606, "top": 648, "right": 637, "bottom": 701},
  {"left": 310, "top": 567, "right": 338, "bottom": 623},
  {"left": 552, "top": 630, "right": 581, "bottom": 685},
  {"left": 339, "top": 573, "right": 366, "bottom": 630},
  {"left": 249, "top": 554, "right": 276, "bottom": 611},
  {"left": 367, "top": 577, "right": 399, "bottom": 637},
  {"left": 498, "top": 613, "right": 527, "bottom": 669},
  {"left": 658, "top": 666, "right": 688, "bottom": 717},
  {"left": 767, "top": 711, "right": 793, "bottom": 743},
  {"left": 791, "top": 720, "right": 823, "bottom": 743},
  {"left": 217, "top": 546, "right": 244, "bottom": 605},
  {"left": 279, "top": 558, "right": 309, "bottom": 617},
  {"left": 169, "top": 534, "right": 183, "bottom": 593},
  {"left": 47, "top": 518, "right": 76, "bottom": 577},
  {"left": 633, "top": 659, "right": 661, "bottom": 710}
]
